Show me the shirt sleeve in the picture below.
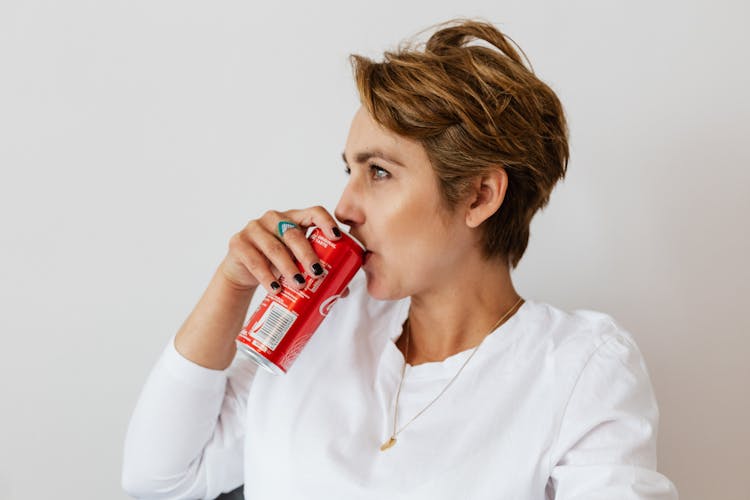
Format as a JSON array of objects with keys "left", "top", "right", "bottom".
[
  {"left": 547, "top": 332, "right": 679, "bottom": 500},
  {"left": 122, "top": 335, "right": 259, "bottom": 499}
]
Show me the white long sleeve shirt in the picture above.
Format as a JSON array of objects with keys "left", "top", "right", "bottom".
[{"left": 122, "top": 271, "right": 679, "bottom": 499}]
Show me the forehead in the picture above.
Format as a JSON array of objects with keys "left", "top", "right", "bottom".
[{"left": 344, "top": 107, "right": 430, "bottom": 167}]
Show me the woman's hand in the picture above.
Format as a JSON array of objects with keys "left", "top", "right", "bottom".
[
  {"left": 173, "top": 206, "right": 348, "bottom": 370},
  {"left": 219, "top": 206, "right": 344, "bottom": 295}
]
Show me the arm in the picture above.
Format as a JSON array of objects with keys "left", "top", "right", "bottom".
[
  {"left": 122, "top": 207, "right": 343, "bottom": 498},
  {"left": 547, "top": 333, "right": 679, "bottom": 499},
  {"left": 121, "top": 266, "right": 261, "bottom": 499}
]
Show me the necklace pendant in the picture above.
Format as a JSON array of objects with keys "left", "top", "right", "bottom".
[{"left": 379, "top": 437, "right": 396, "bottom": 451}]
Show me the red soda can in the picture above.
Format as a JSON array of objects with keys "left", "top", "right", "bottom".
[{"left": 235, "top": 227, "right": 365, "bottom": 375}]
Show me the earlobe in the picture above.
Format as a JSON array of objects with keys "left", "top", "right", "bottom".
[{"left": 466, "top": 168, "right": 508, "bottom": 228}]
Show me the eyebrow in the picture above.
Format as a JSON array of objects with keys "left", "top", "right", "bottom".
[{"left": 341, "top": 150, "right": 406, "bottom": 168}]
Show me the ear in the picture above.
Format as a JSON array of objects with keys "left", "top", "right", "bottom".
[{"left": 465, "top": 168, "right": 508, "bottom": 228}]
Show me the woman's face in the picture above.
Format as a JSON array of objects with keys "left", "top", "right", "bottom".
[{"left": 335, "top": 106, "right": 474, "bottom": 301}]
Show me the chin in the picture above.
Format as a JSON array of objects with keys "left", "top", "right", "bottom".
[{"left": 364, "top": 271, "right": 406, "bottom": 302}]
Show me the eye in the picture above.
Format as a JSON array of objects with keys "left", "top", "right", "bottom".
[{"left": 369, "top": 164, "right": 390, "bottom": 180}]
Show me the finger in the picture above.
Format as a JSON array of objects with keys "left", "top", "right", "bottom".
[
  {"left": 263, "top": 207, "right": 339, "bottom": 281},
  {"left": 273, "top": 226, "right": 326, "bottom": 283},
  {"left": 284, "top": 205, "right": 342, "bottom": 241},
  {"left": 282, "top": 206, "right": 341, "bottom": 282},
  {"left": 250, "top": 228, "right": 310, "bottom": 290},
  {"left": 228, "top": 233, "right": 282, "bottom": 295},
  {"left": 340, "top": 286, "right": 350, "bottom": 298}
]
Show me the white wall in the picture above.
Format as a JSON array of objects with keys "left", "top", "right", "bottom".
[{"left": 1, "top": 1, "right": 747, "bottom": 499}]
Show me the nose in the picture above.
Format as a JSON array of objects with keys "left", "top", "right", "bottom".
[{"left": 334, "top": 180, "right": 364, "bottom": 229}]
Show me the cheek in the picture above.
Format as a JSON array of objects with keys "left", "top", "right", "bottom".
[
  {"left": 383, "top": 215, "right": 451, "bottom": 278},
  {"left": 382, "top": 194, "right": 436, "bottom": 239},
  {"left": 365, "top": 182, "right": 455, "bottom": 290}
]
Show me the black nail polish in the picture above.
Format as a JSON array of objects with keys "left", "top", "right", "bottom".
[
  {"left": 294, "top": 273, "right": 306, "bottom": 284},
  {"left": 312, "top": 263, "right": 324, "bottom": 276},
  {"left": 270, "top": 281, "right": 280, "bottom": 291},
  {"left": 332, "top": 227, "right": 341, "bottom": 238}
]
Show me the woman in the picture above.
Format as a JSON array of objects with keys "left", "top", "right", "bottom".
[{"left": 122, "top": 19, "right": 678, "bottom": 499}]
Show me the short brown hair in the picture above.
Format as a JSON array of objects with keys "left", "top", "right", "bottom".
[{"left": 348, "top": 18, "right": 569, "bottom": 269}]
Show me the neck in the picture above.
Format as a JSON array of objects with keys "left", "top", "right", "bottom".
[{"left": 398, "top": 256, "right": 522, "bottom": 366}]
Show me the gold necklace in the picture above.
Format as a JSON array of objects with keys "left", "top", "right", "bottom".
[{"left": 380, "top": 296, "right": 525, "bottom": 451}]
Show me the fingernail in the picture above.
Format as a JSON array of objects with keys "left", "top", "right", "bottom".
[
  {"left": 270, "top": 281, "right": 280, "bottom": 291},
  {"left": 294, "top": 273, "right": 306, "bottom": 285},
  {"left": 312, "top": 263, "right": 324, "bottom": 276},
  {"left": 332, "top": 227, "right": 341, "bottom": 238}
]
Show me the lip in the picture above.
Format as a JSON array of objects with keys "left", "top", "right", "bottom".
[{"left": 363, "top": 250, "right": 374, "bottom": 266}]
